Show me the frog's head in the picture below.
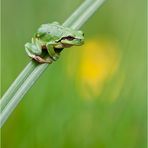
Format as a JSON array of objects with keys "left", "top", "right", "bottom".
[
  {"left": 58, "top": 29, "right": 84, "bottom": 48},
  {"left": 35, "top": 22, "right": 84, "bottom": 48}
]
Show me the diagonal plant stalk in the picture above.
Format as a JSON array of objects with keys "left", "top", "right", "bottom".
[
  {"left": 0, "top": 0, "right": 106, "bottom": 127},
  {"left": 1, "top": 62, "right": 37, "bottom": 111}
]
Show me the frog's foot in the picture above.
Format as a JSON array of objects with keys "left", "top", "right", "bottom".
[{"left": 32, "top": 55, "right": 52, "bottom": 64}]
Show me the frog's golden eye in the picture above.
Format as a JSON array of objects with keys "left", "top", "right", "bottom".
[
  {"left": 63, "top": 36, "right": 75, "bottom": 41},
  {"left": 67, "top": 36, "right": 75, "bottom": 40}
]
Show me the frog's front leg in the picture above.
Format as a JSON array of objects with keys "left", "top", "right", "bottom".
[
  {"left": 25, "top": 38, "right": 52, "bottom": 63},
  {"left": 46, "top": 41, "right": 61, "bottom": 61}
]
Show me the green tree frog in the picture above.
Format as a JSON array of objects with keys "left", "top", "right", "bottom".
[{"left": 25, "top": 22, "right": 84, "bottom": 63}]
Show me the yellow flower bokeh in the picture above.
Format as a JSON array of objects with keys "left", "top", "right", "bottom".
[{"left": 66, "top": 38, "right": 121, "bottom": 100}]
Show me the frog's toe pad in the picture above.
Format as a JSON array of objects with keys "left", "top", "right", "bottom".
[{"left": 33, "top": 56, "right": 52, "bottom": 64}]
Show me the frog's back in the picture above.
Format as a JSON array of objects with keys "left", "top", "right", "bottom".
[{"left": 37, "top": 22, "right": 65, "bottom": 39}]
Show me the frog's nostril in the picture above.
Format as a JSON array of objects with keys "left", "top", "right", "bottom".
[{"left": 78, "top": 39, "right": 82, "bottom": 42}]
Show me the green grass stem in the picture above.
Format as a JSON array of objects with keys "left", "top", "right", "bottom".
[{"left": 0, "top": 0, "right": 106, "bottom": 127}]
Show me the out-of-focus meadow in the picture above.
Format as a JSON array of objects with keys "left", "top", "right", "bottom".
[{"left": 1, "top": 0, "right": 147, "bottom": 148}]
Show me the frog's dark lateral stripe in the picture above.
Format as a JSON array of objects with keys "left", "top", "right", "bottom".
[{"left": 57, "top": 36, "right": 76, "bottom": 43}]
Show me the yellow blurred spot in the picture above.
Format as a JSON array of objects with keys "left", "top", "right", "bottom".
[{"left": 66, "top": 38, "right": 120, "bottom": 101}]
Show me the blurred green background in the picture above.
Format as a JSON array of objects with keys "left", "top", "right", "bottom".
[{"left": 1, "top": 0, "right": 147, "bottom": 148}]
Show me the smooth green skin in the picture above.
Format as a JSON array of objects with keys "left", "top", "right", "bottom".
[{"left": 25, "top": 22, "right": 84, "bottom": 63}]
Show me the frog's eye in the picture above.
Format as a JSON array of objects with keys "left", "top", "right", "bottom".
[
  {"left": 63, "top": 36, "right": 75, "bottom": 41},
  {"left": 82, "top": 33, "right": 84, "bottom": 36}
]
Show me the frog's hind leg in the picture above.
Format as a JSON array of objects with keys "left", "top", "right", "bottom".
[
  {"left": 32, "top": 55, "right": 52, "bottom": 63},
  {"left": 25, "top": 40, "right": 52, "bottom": 63}
]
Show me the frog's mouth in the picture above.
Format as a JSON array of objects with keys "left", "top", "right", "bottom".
[{"left": 61, "top": 44, "right": 73, "bottom": 48}]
